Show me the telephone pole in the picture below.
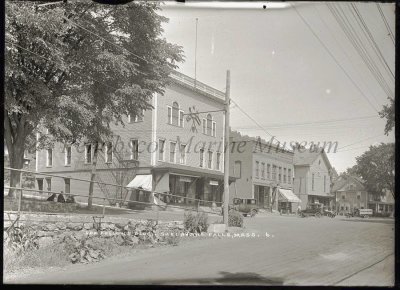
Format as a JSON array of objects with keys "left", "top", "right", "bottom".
[
  {"left": 223, "top": 70, "right": 230, "bottom": 229},
  {"left": 194, "top": 18, "right": 198, "bottom": 88}
]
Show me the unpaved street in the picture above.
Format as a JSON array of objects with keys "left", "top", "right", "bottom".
[{"left": 8, "top": 215, "right": 394, "bottom": 286}]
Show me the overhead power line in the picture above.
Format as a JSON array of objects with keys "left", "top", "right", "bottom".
[
  {"left": 313, "top": 5, "right": 384, "bottom": 105},
  {"left": 376, "top": 3, "right": 395, "bottom": 45},
  {"left": 234, "top": 114, "right": 378, "bottom": 130},
  {"left": 337, "top": 133, "right": 384, "bottom": 150},
  {"left": 291, "top": 3, "right": 379, "bottom": 114},
  {"left": 330, "top": 3, "right": 394, "bottom": 99},
  {"left": 351, "top": 3, "right": 394, "bottom": 80}
]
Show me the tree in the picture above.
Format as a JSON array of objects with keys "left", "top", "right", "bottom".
[
  {"left": 379, "top": 97, "right": 394, "bottom": 136},
  {"left": 5, "top": 1, "right": 183, "bottom": 201},
  {"left": 355, "top": 143, "right": 395, "bottom": 200}
]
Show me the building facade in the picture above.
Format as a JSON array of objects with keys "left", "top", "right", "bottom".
[
  {"left": 293, "top": 146, "right": 333, "bottom": 210},
  {"left": 229, "top": 131, "right": 300, "bottom": 213},
  {"left": 332, "top": 175, "right": 369, "bottom": 215},
  {"left": 35, "top": 71, "right": 233, "bottom": 207}
]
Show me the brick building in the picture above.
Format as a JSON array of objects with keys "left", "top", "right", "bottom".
[
  {"left": 293, "top": 145, "right": 334, "bottom": 210},
  {"left": 229, "top": 131, "right": 300, "bottom": 213},
  {"left": 35, "top": 71, "right": 234, "bottom": 207}
]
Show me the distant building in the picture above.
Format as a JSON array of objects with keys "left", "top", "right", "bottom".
[
  {"left": 332, "top": 175, "right": 395, "bottom": 216},
  {"left": 35, "top": 71, "right": 235, "bottom": 207},
  {"left": 367, "top": 189, "right": 395, "bottom": 216},
  {"left": 229, "top": 131, "right": 300, "bottom": 213},
  {"left": 293, "top": 145, "right": 333, "bottom": 209},
  {"left": 331, "top": 175, "right": 368, "bottom": 214}
]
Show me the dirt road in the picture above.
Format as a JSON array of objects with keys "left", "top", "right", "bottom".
[{"left": 8, "top": 215, "right": 394, "bottom": 285}]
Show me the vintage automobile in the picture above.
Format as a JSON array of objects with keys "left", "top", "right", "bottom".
[
  {"left": 323, "top": 209, "right": 336, "bottom": 218},
  {"left": 346, "top": 208, "right": 373, "bottom": 218},
  {"left": 222, "top": 198, "right": 259, "bottom": 217},
  {"left": 299, "top": 203, "right": 323, "bottom": 218}
]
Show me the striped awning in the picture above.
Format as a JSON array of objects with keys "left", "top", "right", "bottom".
[
  {"left": 126, "top": 175, "right": 152, "bottom": 191},
  {"left": 278, "top": 188, "right": 301, "bottom": 203}
]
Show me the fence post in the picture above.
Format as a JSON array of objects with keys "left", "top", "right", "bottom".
[
  {"left": 17, "top": 171, "right": 23, "bottom": 226},
  {"left": 102, "top": 198, "right": 106, "bottom": 217}
]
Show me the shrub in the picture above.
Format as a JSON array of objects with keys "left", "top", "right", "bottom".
[
  {"left": 228, "top": 210, "right": 244, "bottom": 227},
  {"left": 183, "top": 211, "right": 209, "bottom": 233}
]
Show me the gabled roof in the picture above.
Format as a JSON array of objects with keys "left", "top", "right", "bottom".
[
  {"left": 331, "top": 175, "right": 366, "bottom": 192},
  {"left": 293, "top": 146, "right": 332, "bottom": 170}
]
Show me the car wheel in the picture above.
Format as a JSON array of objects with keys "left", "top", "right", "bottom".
[
  {"left": 250, "top": 209, "right": 257, "bottom": 217},
  {"left": 315, "top": 212, "right": 321, "bottom": 218}
]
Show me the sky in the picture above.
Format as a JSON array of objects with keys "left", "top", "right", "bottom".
[{"left": 158, "top": 1, "right": 395, "bottom": 173}]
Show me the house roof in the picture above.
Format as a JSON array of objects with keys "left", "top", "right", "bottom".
[
  {"left": 293, "top": 146, "right": 332, "bottom": 170},
  {"left": 230, "top": 130, "right": 294, "bottom": 154},
  {"left": 331, "top": 175, "right": 366, "bottom": 192}
]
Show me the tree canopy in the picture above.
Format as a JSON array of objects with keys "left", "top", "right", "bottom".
[
  {"left": 379, "top": 97, "right": 395, "bottom": 136},
  {"left": 5, "top": 1, "right": 184, "bottom": 196},
  {"left": 354, "top": 143, "right": 395, "bottom": 199}
]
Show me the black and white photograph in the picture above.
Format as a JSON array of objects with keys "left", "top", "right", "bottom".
[{"left": 3, "top": 0, "right": 396, "bottom": 286}]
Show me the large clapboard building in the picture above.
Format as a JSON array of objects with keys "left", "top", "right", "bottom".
[{"left": 35, "top": 71, "right": 235, "bottom": 207}]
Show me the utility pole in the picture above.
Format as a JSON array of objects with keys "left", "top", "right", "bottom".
[
  {"left": 194, "top": 18, "right": 198, "bottom": 88},
  {"left": 223, "top": 70, "right": 230, "bottom": 229}
]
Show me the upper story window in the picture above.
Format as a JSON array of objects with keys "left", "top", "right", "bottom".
[
  {"left": 167, "top": 102, "right": 184, "bottom": 127},
  {"left": 278, "top": 167, "right": 282, "bottom": 182},
  {"left": 288, "top": 169, "right": 292, "bottom": 184},
  {"left": 234, "top": 161, "right": 242, "bottom": 178},
  {"left": 312, "top": 173, "right": 315, "bottom": 190},
  {"left": 261, "top": 163, "right": 265, "bottom": 179},
  {"left": 216, "top": 152, "right": 221, "bottom": 171},
  {"left": 46, "top": 148, "right": 53, "bottom": 167},
  {"left": 65, "top": 146, "right": 71, "bottom": 166},
  {"left": 85, "top": 144, "right": 92, "bottom": 164},
  {"left": 272, "top": 165, "right": 277, "bottom": 180},
  {"left": 267, "top": 164, "right": 271, "bottom": 179},
  {"left": 255, "top": 161, "right": 259, "bottom": 178},
  {"left": 283, "top": 168, "right": 287, "bottom": 183},
  {"left": 200, "top": 148, "right": 204, "bottom": 167},
  {"left": 129, "top": 139, "right": 139, "bottom": 160},
  {"left": 179, "top": 144, "right": 186, "bottom": 164},
  {"left": 208, "top": 150, "right": 213, "bottom": 169},
  {"left": 170, "top": 141, "right": 176, "bottom": 163},
  {"left": 207, "top": 114, "right": 212, "bottom": 135},
  {"left": 128, "top": 110, "right": 144, "bottom": 123},
  {"left": 201, "top": 114, "right": 216, "bottom": 137},
  {"left": 212, "top": 121, "right": 216, "bottom": 137},
  {"left": 105, "top": 142, "right": 113, "bottom": 163},
  {"left": 158, "top": 139, "right": 165, "bottom": 161}
]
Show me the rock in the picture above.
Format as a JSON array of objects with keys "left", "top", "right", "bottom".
[
  {"left": 115, "top": 223, "right": 126, "bottom": 229},
  {"left": 67, "top": 223, "right": 83, "bottom": 231},
  {"left": 84, "top": 223, "right": 93, "bottom": 230},
  {"left": 38, "top": 237, "right": 53, "bottom": 248},
  {"left": 43, "top": 223, "right": 57, "bottom": 231},
  {"left": 107, "top": 223, "right": 115, "bottom": 230},
  {"left": 56, "top": 222, "right": 67, "bottom": 230}
]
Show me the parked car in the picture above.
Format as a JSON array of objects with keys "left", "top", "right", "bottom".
[
  {"left": 222, "top": 198, "right": 259, "bottom": 217},
  {"left": 346, "top": 208, "right": 372, "bottom": 218},
  {"left": 323, "top": 209, "right": 336, "bottom": 218},
  {"left": 300, "top": 203, "right": 323, "bottom": 218}
]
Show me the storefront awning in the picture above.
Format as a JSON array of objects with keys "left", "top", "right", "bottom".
[
  {"left": 278, "top": 188, "right": 301, "bottom": 203},
  {"left": 126, "top": 175, "right": 152, "bottom": 191}
]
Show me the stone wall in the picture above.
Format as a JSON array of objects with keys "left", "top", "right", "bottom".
[{"left": 4, "top": 212, "right": 184, "bottom": 248}]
